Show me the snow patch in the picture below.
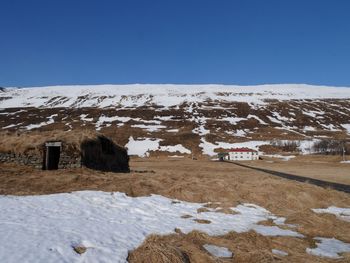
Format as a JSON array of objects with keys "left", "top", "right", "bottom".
[
  {"left": 24, "top": 114, "right": 57, "bottom": 130},
  {"left": 80, "top": 114, "right": 93, "bottom": 122},
  {"left": 203, "top": 244, "right": 232, "bottom": 258},
  {"left": 306, "top": 237, "right": 350, "bottom": 259},
  {"left": 159, "top": 145, "right": 191, "bottom": 154},
  {"left": 272, "top": 249, "right": 288, "bottom": 256},
  {"left": 262, "top": 154, "right": 296, "bottom": 161},
  {"left": 199, "top": 138, "right": 267, "bottom": 156},
  {"left": 125, "top": 137, "right": 190, "bottom": 157},
  {"left": 341, "top": 124, "right": 350, "bottom": 134},
  {"left": 131, "top": 124, "right": 166, "bottom": 132},
  {"left": 312, "top": 207, "right": 350, "bottom": 222},
  {"left": 167, "top": 128, "right": 179, "bottom": 133},
  {"left": 125, "top": 137, "right": 160, "bottom": 157},
  {"left": 303, "top": 126, "right": 316, "bottom": 132}
]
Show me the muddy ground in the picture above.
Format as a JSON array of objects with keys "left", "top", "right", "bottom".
[{"left": 0, "top": 156, "right": 349, "bottom": 262}]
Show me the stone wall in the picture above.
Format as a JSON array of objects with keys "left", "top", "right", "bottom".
[
  {"left": 58, "top": 152, "right": 82, "bottom": 169},
  {"left": 0, "top": 152, "right": 82, "bottom": 169}
]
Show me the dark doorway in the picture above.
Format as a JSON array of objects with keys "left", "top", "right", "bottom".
[
  {"left": 46, "top": 146, "right": 60, "bottom": 170},
  {"left": 43, "top": 141, "right": 62, "bottom": 170}
]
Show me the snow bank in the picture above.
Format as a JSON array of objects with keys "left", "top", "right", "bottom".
[{"left": 0, "top": 191, "right": 303, "bottom": 263}]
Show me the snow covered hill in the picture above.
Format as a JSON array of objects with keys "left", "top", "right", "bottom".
[
  {"left": 1, "top": 84, "right": 350, "bottom": 108},
  {"left": 1, "top": 84, "right": 350, "bottom": 157}
]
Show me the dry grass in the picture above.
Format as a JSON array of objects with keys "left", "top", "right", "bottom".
[
  {"left": 0, "top": 130, "right": 97, "bottom": 155},
  {"left": 0, "top": 157, "right": 350, "bottom": 262},
  {"left": 254, "top": 155, "right": 350, "bottom": 185}
]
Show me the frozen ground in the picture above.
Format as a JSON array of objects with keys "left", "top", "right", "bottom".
[{"left": 0, "top": 191, "right": 304, "bottom": 263}]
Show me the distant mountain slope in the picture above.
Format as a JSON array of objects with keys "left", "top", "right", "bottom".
[{"left": 0, "top": 84, "right": 349, "bottom": 156}]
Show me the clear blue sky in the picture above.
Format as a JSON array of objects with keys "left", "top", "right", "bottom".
[{"left": 1, "top": 0, "right": 350, "bottom": 87}]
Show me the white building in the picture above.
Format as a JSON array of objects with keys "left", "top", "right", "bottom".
[{"left": 227, "top": 148, "right": 259, "bottom": 161}]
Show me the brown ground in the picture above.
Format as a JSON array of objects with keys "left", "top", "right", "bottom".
[
  {"left": 0, "top": 157, "right": 350, "bottom": 262},
  {"left": 254, "top": 155, "right": 350, "bottom": 185}
]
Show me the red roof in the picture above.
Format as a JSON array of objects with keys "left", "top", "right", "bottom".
[{"left": 227, "top": 147, "right": 257, "bottom": 153}]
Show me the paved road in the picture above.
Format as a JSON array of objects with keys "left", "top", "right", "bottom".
[{"left": 225, "top": 161, "right": 350, "bottom": 194}]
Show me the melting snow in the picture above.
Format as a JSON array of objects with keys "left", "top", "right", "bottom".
[
  {"left": 220, "top": 116, "right": 246, "bottom": 125},
  {"left": 272, "top": 249, "right": 288, "bottom": 256},
  {"left": 131, "top": 124, "right": 166, "bottom": 132},
  {"left": 203, "top": 244, "right": 232, "bottom": 258},
  {"left": 247, "top": 114, "right": 268, "bottom": 125},
  {"left": 306, "top": 238, "right": 350, "bottom": 259},
  {"left": 0, "top": 191, "right": 303, "bottom": 263},
  {"left": 262, "top": 154, "right": 296, "bottom": 161},
  {"left": 303, "top": 126, "right": 316, "bottom": 132},
  {"left": 80, "top": 114, "right": 93, "bottom": 122},
  {"left": 125, "top": 137, "right": 191, "bottom": 157},
  {"left": 24, "top": 114, "right": 57, "bottom": 130},
  {"left": 312, "top": 207, "right": 350, "bottom": 222},
  {"left": 167, "top": 128, "right": 179, "bottom": 133},
  {"left": 225, "top": 129, "right": 247, "bottom": 137},
  {"left": 2, "top": 123, "right": 22, "bottom": 129},
  {"left": 95, "top": 115, "right": 121, "bottom": 130},
  {"left": 341, "top": 124, "right": 350, "bottom": 134},
  {"left": 199, "top": 138, "right": 267, "bottom": 156},
  {"left": 321, "top": 124, "right": 341, "bottom": 131},
  {"left": 125, "top": 137, "right": 161, "bottom": 157},
  {"left": 159, "top": 145, "right": 191, "bottom": 154}
]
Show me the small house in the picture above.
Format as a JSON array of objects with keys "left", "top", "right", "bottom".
[
  {"left": 219, "top": 148, "right": 259, "bottom": 161},
  {"left": 228, "top": 148, "right": 259, "bottom": 161},
  {"left": 0, "top": 132, "right": 130, "bottom": 173}
]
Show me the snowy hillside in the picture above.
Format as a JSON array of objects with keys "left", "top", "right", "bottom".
[
  {"left": 1, "top": 84, "right": 350, "bottom": 109},
  {"left": 1, "top": 84, "right": 350, "bottom": 157}
]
